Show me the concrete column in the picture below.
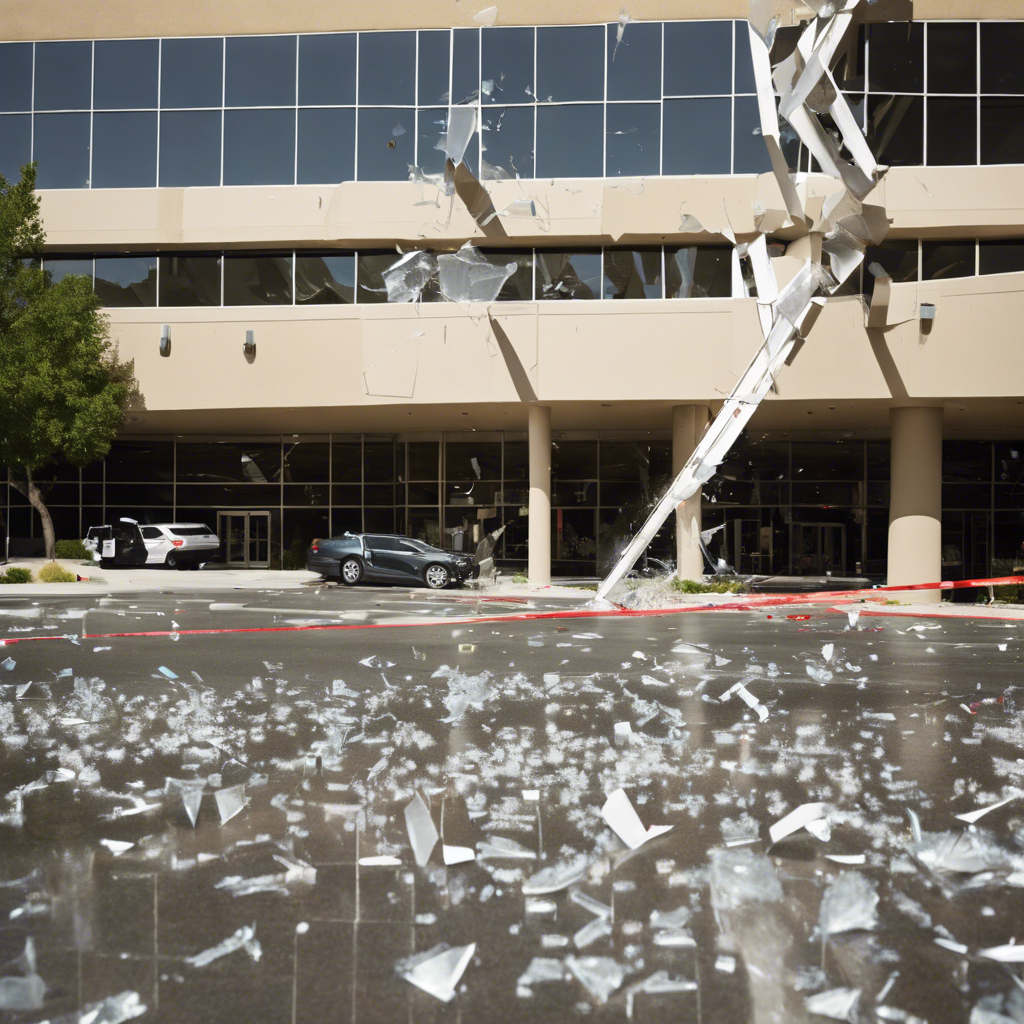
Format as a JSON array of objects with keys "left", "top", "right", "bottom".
[
  {"left": 673, "top": 405, "right": 710, "bottom": 581},
  {"left": 888, "top": 405, "right": 943, "bottom": 603},
  {"left": 528, "top": 404, "right": 551, "bottom": 584}
]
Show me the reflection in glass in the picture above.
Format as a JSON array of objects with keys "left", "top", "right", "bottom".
[
  {"left": 606, "top": 103, "right": 660, "bottom": 177},
  {"left": 332, "top": 440, "right": 362, "bottom": 483},
  {"left": 160, "top": 38, "right": 223, "bottom": 109},
  {"left": 536, "top": 251, "right": 601, "bottom": 300},
  {"left": 480, "top": 106, "right": 534, "bottom": 179},
  {"left": 607, "top": 21, "right": 661, "bottom": 101},
  {"left": 452, "top": 29, "right": 480, "bottom": 105},
  {"left": 33, "top": 113, "right": 91, "bottom": 189},
  {"left": 666, "top": 246, "right": 732, "bottom": 298},
  {"left": 663, "top": 98, "right": 731, "bottom": 174},
  {"left": 224, "top": 109, "right": 296, "bottom": 185},
  {"left": 866, "top": 95, "right": 923, "bottom": 166},
  {"left": 664, "top": 21, "right": 731, "bottom": 96},
  {"left": 922, "top": 241, "right": 974, "bottom": 280},
  {"left": 94, "top": 39, "right": 158, "bottom": 109},
  {"left": 927, "top": 98, "right": 976, "bottom": 166},
  {"left": 283, "top": 439, "right": 329, "bottom": 482},
  {"left": 299, "top": 33, "right": 356, "bottom": 105},
  {"left": 0, "top": 43, "right": 32, "bottom": 112},
  {"left": 603, "top": 249, "right": 662, "bottom": 299},
  {"left": 158, "top": 110, "right": 222, "bottom": 187},
  {"left": 733, "top": 96, "right": 772, "bottom": 173},
  {"left": 537, "top": 26, "right": 604, "bottom": 103},
  {"left": 416, "top": 108, "right": 451, "bottom": 176},
  {"left": 91, "top": 112, "right": 158, "bottom": 188},
  {"left": 295, "top": 253, "right": 355, "bottom": 304},
  {"left": 357, "top": 107, "right": 416, "bottom": 181},
  {"left": 536, "top": 104, "right": 603, "bottom": 177},
  {"left": 44, "top": 258, "right": 92, "bottom": 286},
  {"left": 927, "top": 23, "right": 976, "bottom": 94},
  {"left": 981, "top": 99, "right": 1024, "bottom": 165},
  {"left": 482, "top": 27, "right": 534, "bottom": 103},
  {"left": 979, "top": 241, "right": 1024, "bottom": 276},
  {"left": 866, "top": 23, "right": 923, "bottom": 93},
  {"left": 34, "top": 42, "right": 92, "bottom": 111},
  {"left": 223, "top": 255, "right": 293, "bottom": 305},
  {"left": 297, "top": 107, "right": 355, "bottom": 183},
  {"left": 0, "top": 115, "right": 31, "bottom": 181},
  {"left": 176, "top": 443, "right": 281, "bottom": 483},
  {"left": 418, "top": 31, "right": 451, "bottom": 106},
  {"left": 158, "top": 255, "right": 222, "bottom": 306},
  {"left": 357, "top": 251, "right": 440, "bottom": 303},
  {"left": 94, "top": 256, "right": 157, "bottom": 307},
  {"left": 225, "top": 36, "right": 297, "bottom": 107},
  {"left": 358, "top": 31, "right": 415, "bottom": 105},
  {"left": 105, "top": 441, "right": 174, "bottom": 482},
  {"left": 981, "top": 23, "right": 1024, "bottom": 95},
  {"left": 479, "top": 250, "right": 533, "bottom": 300}
]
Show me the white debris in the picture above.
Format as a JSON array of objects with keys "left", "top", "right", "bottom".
[
  {"left": 565, "top": 955, "right": 627, "bottom": 1004},
  {"left": 214, "top": 784, "right": 247, "bottom": 825},
  {"left": 719, "top": 680, "right": 769, "bottom": 722},
  {"left": 404, "top": 791, "right": 439, "bottom": 867},
  {"left": 396, "top": 943, "right": 475, "bottom": 1002},
  {"left": 805, "top": 988, "right": 860, "bottom": 1020},
  {"left": 601, "top": 789, "right": 673, "bottom": 850},
  {"left": 822, "top": 643, "right": 835, "bottom": 662},
  {"left": 954, "top": 796, "right": 1016, "bottom": 825},
  {"left": 472, "top": 5, "right": 498, "bottom": 25},
  {"left": 99, "top": 839, "right": 135, "bottom": 856},
  {"left": 819, "top": 872, "right": 879, "bottom": 935},
  {"left": 978, "top": 943, "right": 1024, "bottom": 963},
  {"left": 185, "top": 924, "right": 262, "bottom": 967},
  {"left": 769, "top": 802, "right": 828, "bottom": 844}
]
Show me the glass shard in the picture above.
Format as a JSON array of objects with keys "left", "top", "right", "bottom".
[
  {"left": 438, "top": 246, "right": 518, "bottom": 304},
  {"left": 805, "top": 988, "right": 860, "bottom": 1020},
  {"left": 382, "top": 251, "right": 440, "bottom": 304},
  {"left": 438, "top": 105, "right": 478, "bottom": 166},
  {"left": 769, "top": 801, "right": 827, "bottom": 844},
  {"left": 523, "top": 854, "right": 591, "bottom": 895},
  {"left": 396, "top": 943, "right": 475, "bottom": 1002},
  {"left": 404, "top": 791, "right": 440, "bottom": 867},
  {"left": 819, "top": 872, "right": 878, "bottom": 935},
  {"left": 214, "top": 784, "right": 247, "bottom": 825},
  {"left": 601, "top": 788, "right": 673, "bottom": 849},
  {"left": 0, "top": 974, "right": 45, "bottom": 1011},
  {"left": 473, "top": 6, "right": 498, "bottom": 25},
  {"left": 165, "top": 777, "right": 204, "bottom": 828},
  {"left": 185, "top": 924, "right": 262, "bottom": 967},
  {"left": 565, "top": 955, "right": 627, "bottom": 1004}
]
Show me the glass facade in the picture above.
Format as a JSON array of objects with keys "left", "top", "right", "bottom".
[
  {"left": 1, "top": 21, "right": 1021, "bottom": 189},
  {"left": 4, "top": 433, "right": 1020, "bottom": 580}
]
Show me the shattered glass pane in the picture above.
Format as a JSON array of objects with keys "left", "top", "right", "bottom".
[
  {"left": 866, "top": 95, "right": 923, "bottom": 167},
  {"left": 818, "top": 872, "right": 879, "bottom": 935},
  {"left": 927, "top": 98, "right": 977, "bottom": 166},
  {"left": 922, "top": 241, "right": 974, "bottom": 281},
  {"left": 416, "top": 108, "right": 451, "bottom": 177},
  {"left": 452, "top": 28, "right": 480, "bottom": 105},
  {"left": 297, "top": 107, "right": 355, "bottom": 184},
  {"left": 981, "top": 22, "right": 1024, "bottom": 94},
  {"left": 605, "top": 103, "right": 660, "bottom": 177},
  {"left": 927, "top": 22, "right": 976, "bottom": 94},
  {"left": 537, "top": 26, "right": 604, "bottom": 102},
  {"left": 480, "top": 106, "right": 535, "bottom": 179},
  {"left": 438, "top": 105, "right": 478, "bottom": 166},
  {"left": 478, "top": 250, "right": 534, "bottom": 300},
  {"left": 662, "top": 98, "right": 731, "bottom": 174},
  {"left": 358, "top": 31, "right": 415, "bottom": 105},
  {"left": 481, "top": 27, "right": 534, "bottom": 104},
  {"left": 438, "top": 247, "right": 519, "bottom": 304},
  {"left": 359, "top": 252, "right": 432, "bottom": 303},
  {"left": 866, "top": 22, "right": 923, "bottom": 93},
  {"left": 295, "top": 253, "right": 356, "bottom": 305},
  {"left": 733, "top": 95, "right": 773, "bottom": 174},
  {"left": 663, "top": 21, "right": 731, "bottom": 96},
  {"left": 536, "top": 104, "right": 604, "bottom": 178},
  {"left": 603, "top": 248, "right": 663, "bottom": 299},
  {"left": 981, "top": 99, "right": 1024, "bottom": 165},
  {"left": 536, "top": 251, "right": 601, "bottom": 300},
  {"left": 357, "top": 108, "right": 416, "bottom": 181},
  {"left": 418, "top": 30, "right": 450, "bottom": 106},
  {"left": 606, "top": 21, "right": 661, "bottom": 101}
]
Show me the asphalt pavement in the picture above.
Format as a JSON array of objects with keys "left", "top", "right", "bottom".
[{"left": 0, "top": 587, "right": 1022, "bottom": 1023}]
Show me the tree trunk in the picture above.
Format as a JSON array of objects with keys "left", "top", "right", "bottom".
[{"left": 8, "top": 467, "right": 56, "bottom": 559}]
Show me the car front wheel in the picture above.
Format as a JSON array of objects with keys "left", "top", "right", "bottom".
[
  {"left": 340, "top": 556, "right": 363, "bottom": 586},
  {"left": 424, "top": 564, "right": 451, "bottom": 589}
]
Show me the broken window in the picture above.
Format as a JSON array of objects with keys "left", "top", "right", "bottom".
[
  {"left": 417, "top": 31, "right": 450, "bottom": 106},
  {"left": 34, "top": 41, "right": 91, "bottom": 111},
  {"left": 606, "top": 21, "right": 661, "bottom": 101},
  {"left": 605, "top": 103, "right": 660, "bottom": 177},
  {"left": 299, "top": 33, "right": 356, "bottom": 105},
  {"left": 0, "top": 115, "right": 29, "bottom": 181},
  {"left": 536, "top": 104, "right": 603, "bottom": 177},
  {"left": 417, "top": 107, "right": 454, "bottom": 177},
  {"left": 357, "top": 108, "right": 416, "bottom": 181},
  {"left": 225, "top": 36, "right": 296, "bottom": 107},
  {"left": 866, "top": 95, "right": 923, "bottom": 166},
  {"left": 481, "top": 27, "right": 534, "bottom": 103},
  {"left": 863, "top": 239, "right": 917, "bottom": 297},
  {"left": 663, "top": 21, "right": 731, "bottom": 97},
  {"left": 94, "top": 256, "right": 157, "bottom": 307},
  {"left": 0, "top": 42, "right": 32, "bottom": 112},
  {"left": 358, "top": 252, "right": 437, "bottom": 304},
  {"left": 158, "top": 254, "right": 221, "bottom": 306},
  {"left": 223, "top": 254, "right": 294, "bottom": 305},
  {"left": 927, "top": 98, "right": 977, "bottom": 166},
  {"left": 452, "top": 28, "right": 480, "bottom": 104},
  {"left": 480, "top": 106, "right": 534, "bottom": 179},
  {"left": 295, "top": 253, "right": 356, "bottom": 304},
  {"left": 603, "top": 248, "right": 663, "bottom": 299},
  {"left": 158, "top": 111, "right": 221, "bottom": 187},
  {"left": 536, "top": 251, "right": 601, "bottom": 300},
  {"left": 733, "top": 96, "right": 773, "bottom": 174},
  {"left": 91, "top": 112, "right": 157, "bottom": 188},
  {"left": 94, "top": 39, "right": 158, "bottom": 110},
  {"left": 981, "top": 98, "right": 1024, "bottom": 165},
  {"left": 32, "top": 113, "right": 90, "bottom": 189},
  {"left": 537, "top": 26, "right": 604, "bottom": 103},
  {"left": 224, "top": 109, "right": 295, "bottom": 185},
  {"left": 922, "top": 241, "right": 975, "bottom": 280},
  {"left": 665, "top": 246, "right": 732, "bottom": 298},
  {"left": 662, "top": 98, "right": 731, "bottom": 174},
  {"left": 297, "top": 108, "right": 355, "bottom": 184},
  {"left": 981, "top": 22, "right": 1024, "bottom": 94},
  {"left": 979, "top": 240, "right": 1024, "bottom": 276},
  {"left": 866, "top": 22, "right": 923, "bottom": 94},
  {"left": 927, "top": 23, "right": 976, "bottom": 94},
  {"left": 478, "top": 250, "right": 534, "bottom": 300},
  {"left": 358, "top": 31, "right": 415, "bottom": 105}
]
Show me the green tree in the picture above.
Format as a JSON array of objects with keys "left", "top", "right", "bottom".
[{"left": 0, "top": 163, "right": 140, "bottom": 558}]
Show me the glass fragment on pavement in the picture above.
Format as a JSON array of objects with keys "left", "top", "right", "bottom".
[{"left": 396, "top": 943, "right": 476, "bottom": 1002}]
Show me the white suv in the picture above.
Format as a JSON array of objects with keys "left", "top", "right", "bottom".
[{"left": 84, "top": 520, "right": 219, "bottom": 569}]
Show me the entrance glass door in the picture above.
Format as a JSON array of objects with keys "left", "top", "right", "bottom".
[
  {"left": 793, "top": 523, "right": 846, "bottom": 575},
  {"left": 217, "top": 511, "right": 271, "bottom": 568}
]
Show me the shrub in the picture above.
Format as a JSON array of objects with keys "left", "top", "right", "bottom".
[
  {"left": 993, "top": 584, "right": 1023, "bottom": 603},
  {"left": 671, "top": 578, "right": 744, "bottom": 595},
  {"left": 282, "top": 549, "right": 305, "bottom": 571},
  {"left": 0, "top": 567, "right": 33, "bottom": 584},
  {"left": 512, "top": 573, "right": 528, "bottom": 583},
  {"left": 37, "top": 561, "right": 77, "bottom": 583},
  {"left": 55, "top": 539, "right": 90, "bottom": 560}
]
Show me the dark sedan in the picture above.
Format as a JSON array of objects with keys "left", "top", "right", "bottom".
[{"left": 307, "top": 533, "right": 478, "bottom": 589}]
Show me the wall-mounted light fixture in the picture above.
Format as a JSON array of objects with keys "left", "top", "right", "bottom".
[
  {"left": 159, "top": 324, "right": 170, "bottom": 357},
  {"left": 243, "top": 329, "right": 256, "bottom": 357},
  {"left": 919, "top": 302, "right": 936, "bottom": 321}
]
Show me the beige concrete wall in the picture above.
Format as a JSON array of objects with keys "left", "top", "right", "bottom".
[{"left": 38, "top": 167, "right": 1024, "bottom": 251}]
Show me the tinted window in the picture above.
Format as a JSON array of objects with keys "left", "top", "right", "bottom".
[
  {"left": 981, "top": 23, "right": 1024, "bottom": 94},
  {"left": 105, "top": 441, "right": 174, "bottom": 481},
  {"left": 358, "top": 31, "right": 415, "bottom": 105},
  {"left": 866, "top": 95, "right": 923, "bottom": 166},
  {"left": 0, "top": 43, "right": 33, "bottom": 112},
  {"left": 94, "top": 256, "right": 157, "bottom": 307},
  {"left": 417, "top": 107, "right": 451, "bottom": 176},
  {"left": 927, "top": 23, "right": 976, "bottom": 94},
  {"left": 979, "top": 241, "right": 1024, "bottom": 276},
  {"left": 922, "top": 241, "right": 974, "bottom": 280},
  {"left": 34, "top": 41, "right": 92, "bottom": 111},
  {"left": 158, "top": 255, "right": 222, "bottom": 306},
  {"left": 94, "top": 39, "right": 158, "bottom": 109},
  {"left": 734, "top": 21, "right": 756, "bottom": 94},
  {"left": 44, "top": 258, "right": 92, "bottom": 285},
  {"left": 536, "top": 104, "right": 603, "bottom": 177},
  {"left": 223, "top": 254, "right": 293, "bottom": 305},
  {"left": 606, "top": 103, "right": 660, "bottom": 177},
  {"left": 981, "top": 98, "right": 1024, "bottom": 164},
  {"left": 604, "top": 249, "right": 663, "bottom": 299},
  {"left": 864, "top": 240, "right": 918, "bottom": 283},
  {"left": 92, "top": 112, "right": 158, "bottom": 188},
  {"left": 927, "top": 98, "right": 976, "bottom": 166},
  {"left": 733, "top": 95, "right": 772, "bottom": 173},
  {"left": 480, "top": 105, "right": 534, "bottom": 179},
  {"left": 866, "top": 23, "right": 923, "bottom": 93},
  {"left": 481, "top": 27, "right": 534, "bottom": 103},
  {"left": 607, "top": 21, "right": 661, "bottom": 101},
  {"left": 537, "top": 26, "right": 603, "bottom": 103},
  {"left": 357, "top": 252, "right": 398, "bottom": 303},
  {"left": 226, "top": 35, "right": 296, "bottom": 107},
  {"left": 299, "top": 33, "right": 356, "bottom": 105},
  {"left": 158, "top": 110, "right": 222, "bottom": 186},
  {"left": 666, "top": 246, "right": 732, "bottom": 298},
  {"left": 536, "top": 251, "right": 601, "bottom": 300},
  {"left": 452, "top": 29, "right": 480, "bottom": 105},
  {"left": 357, "top": 107, "right": 415, "bottom": 181},
  {"left": 33, "top": 113, "right": 91, "bottom": 188},
  {"left": 663, "top": 98, "right": 731, "bottom": 174},
  {"left": 171, "top": 526, "right": 214, "bottom": 536},
  {"left": 160, "top": 37, "right": 223, "bottom": 108},
  {"left": 297, "top": 107, "right": 355, "bottom": 184},
  {"left": 418, "top": 30, "right": 451, "bottom": 106},
  {"left": 223, "top": 109, "right": 296, "bottom": 185},
  {"left": 0, "top": 115, "right": 31, "bottom": 181},
  {"left": 664, "top": 21, "right": 731, "bottom": 96},
  {"left": 141, "top": 527, "right": 162, "bottom": 539}
]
